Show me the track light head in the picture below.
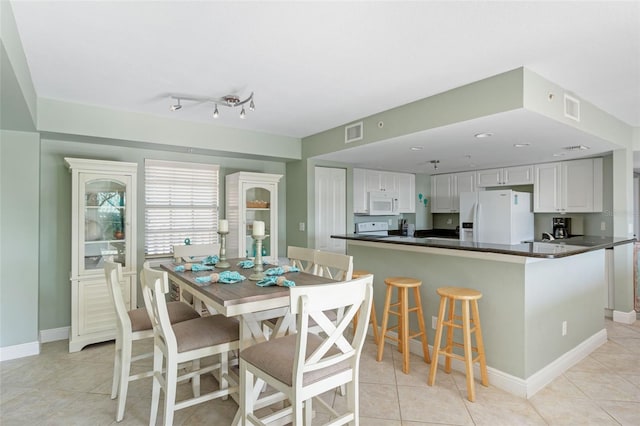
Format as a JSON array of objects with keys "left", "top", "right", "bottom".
[
  {"left": 213, "top": 104, "right": 219, "bottom": 118},
  {"left": 170, "top": 98, "right": 182, "bottom": 111},
  {"left": 240, "top": 107, "right": 246, "bottom": 119}
]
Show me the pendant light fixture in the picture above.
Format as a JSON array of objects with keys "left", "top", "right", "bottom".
[{"left": 169, "top": 92, "right": 255, "bottom": 119}]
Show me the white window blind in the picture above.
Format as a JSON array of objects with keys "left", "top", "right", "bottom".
[{"left": 145, "top": 159, "right": 219, "bottom": 256}]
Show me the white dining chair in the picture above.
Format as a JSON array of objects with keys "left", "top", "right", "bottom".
[
  {"left": 103, "top": 259, "right": 200, "bottom": 422},
  {"left": 287, "top": 245, "right": 318, "bottom": 273},
  {"left": 141, "top": 263, "right": 240, "bottom": 426},
  {"left": 312, "top": 250, "right": 353, "bottom": 281},
  {"left": 171, "top": 243, "right": 220, "bottom": 314},
  {"left": 240, "top": 275, "right": 373, "bottom": 425}
]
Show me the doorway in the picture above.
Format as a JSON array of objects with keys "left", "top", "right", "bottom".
[{"left": 314, "top": 167, "right": 347, "bottom": 253}]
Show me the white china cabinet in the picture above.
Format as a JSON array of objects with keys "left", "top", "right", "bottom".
[
  {"left": 225, "top": 172, "right": 282, "bottom": 263},
  {"left": 65, "top": 158, "right": 137, "bottom": 352}
]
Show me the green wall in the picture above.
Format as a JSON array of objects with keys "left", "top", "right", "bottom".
[{"left": 1, "top": 130, "right": 40, "bottom": 347}]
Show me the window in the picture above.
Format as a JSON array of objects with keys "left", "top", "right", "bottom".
[{"left": 145, "top": 159, "right": 219, "bottom": 256}]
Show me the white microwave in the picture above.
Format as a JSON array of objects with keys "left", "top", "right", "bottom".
[{"left": 368, "top": 191, "right": 399, "bottom": 215}]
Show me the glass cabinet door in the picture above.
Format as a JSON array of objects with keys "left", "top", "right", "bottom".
[
  {"left": 80, "top": 173, "right": 131, "bottom": 274},
  {"left": 244, "top": 184, "right": 272, "bottom": 258}
]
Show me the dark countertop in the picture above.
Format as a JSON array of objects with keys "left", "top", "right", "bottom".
[{"left": 331, "top": 233, "right": 635, "bottom": 259}]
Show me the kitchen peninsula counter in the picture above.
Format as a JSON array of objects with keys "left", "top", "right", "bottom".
[
  {"left": 331, "top": 233, "right": 634, "bottom": 259},
  {"left": 332, "top": 233, "right": 633, "bottom": 398}
]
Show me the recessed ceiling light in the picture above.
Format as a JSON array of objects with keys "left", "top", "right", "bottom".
[
  {"left": 513, "top": 143, "right": 530, "bottom": 148},
  {"left": 410, "top": 146, "right": 423, "bottom": 151},
  {"left": 474, "top": 132, "right": 493, "bottom": 139}
]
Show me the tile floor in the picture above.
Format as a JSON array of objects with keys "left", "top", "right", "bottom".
[{"left": 1, "top": 318, "right": 639, "bottom": 425}]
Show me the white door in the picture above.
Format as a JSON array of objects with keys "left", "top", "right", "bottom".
[{"left": 315, "top": 167, "right": 347, "bottom": 253}]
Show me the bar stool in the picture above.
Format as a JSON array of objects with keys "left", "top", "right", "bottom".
[
  {"left": 428, "top": 286, "right": 488, "bottom": 402},
  {"left": 351, "top": 270, "right": 380, "bottom": 344},
  {"left": 377, "top": 276, "right": 430, "bottom": 374}
]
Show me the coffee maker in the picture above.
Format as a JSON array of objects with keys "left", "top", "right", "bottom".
[{"left": 552, "top": 217, "right": 571, "bottom": 239}]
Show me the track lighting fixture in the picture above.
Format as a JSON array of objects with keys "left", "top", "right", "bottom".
[
  {"left": 430, "top": 160, "right": 440, "bottom": 170},
  {"left": 169, "top": 92, "right": 255, "bottom": 119},
  {"left": 170, "top": 98, "right": 182, "bottom": 111}
]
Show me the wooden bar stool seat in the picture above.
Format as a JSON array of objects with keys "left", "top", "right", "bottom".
[
  {"left": 376, "top": 276, "right": 430, "bottom": 374},
  {"left": 428, "top": 286, "right": 488, "bottom": 402},
  {"left": 351, "top": 270, "right": 379, "bottom": 344}
]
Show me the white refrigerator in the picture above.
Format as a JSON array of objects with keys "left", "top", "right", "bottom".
[{"left": 459, "top": 190, "right": 534, "bottom": 245}]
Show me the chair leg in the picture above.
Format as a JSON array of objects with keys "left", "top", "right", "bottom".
[
  {"left": 240, "top": 361, "right": 253, "bottom": 424},
  {"left": 149, "top": 346, "right": 163, "bottom": 426},
  {"left": 370, "top": 300, "right": 380, "bottom": 345},
  {"left": 191, "top": 358, "right": 201, "bottom": 397},
  {"left": 444, "top": 297, "right": 455, "bottom": 374},
  {"left": 304, "top": 397, "right": 313, "bottom": 425},
  {"left": 376, "top": 285, "right": 393, "bottom": 362},
  {"left": 471, "top": 300, "right": 489, "bottom": 387},
  {"left": 220, "top": 351, "right": 229, "bottom": 401},
  {"left": 413, "top": 287, "right": 431, "bottom": 364},
  {"left": 462, "top": 299, "right": 476, "bottom": 402},
  {"left": 347, "top": 378, "right": 358, "bottom": 424},
  {"left": 111, "top": 337, "right": 122, "bottom": 400},
  {"left": 428, "top": 296, "right": 447, "bottom": 386},
  {"left": 116, "top": 337, "right": 132, "bottom": 422},
  {"left": 401, "top": 287, "right": 410, "bottom": 374},
  {"left": 163, "top": 357, "right": 178, "bottom": 426}
]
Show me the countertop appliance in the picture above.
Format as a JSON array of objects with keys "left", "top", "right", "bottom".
[
  {"left": 459, "top": 190, "right": 534, "bottom": 245},
  {"left": 355, "top": 221, "right": 390, "bottom": 236},
  {"left": 367, "top": 191, "right": 399, "bottom": 216},
  {"left": 553, "top": 217, "right": 571, "bottom": 239}
]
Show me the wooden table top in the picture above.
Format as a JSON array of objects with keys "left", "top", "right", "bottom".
[{"left": 160, "top": 259, "right": 335, "bottom": 312}]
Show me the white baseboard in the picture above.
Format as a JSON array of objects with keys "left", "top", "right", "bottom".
[
  {"left": 40, "top": 326, "right": 70, "bottom": 343},
  {"left": 378, "top": 327, "right": 607, "bottom": 399},
  {"left": 0, "top": 341, "right": 40, "bottom": 362},
  {"left": 524, "top": 328, "right": 607, "bottom": 398},
  {"left": 613, "top": 309, "right": 637, "bottom": 324}
]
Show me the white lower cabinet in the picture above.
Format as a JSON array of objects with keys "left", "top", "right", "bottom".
[
  {"left": 534, "top": 158, "right": 603, "bottom": 213},
  {"left": 76, "top": 275, "right": 132, "bottom": 337}
]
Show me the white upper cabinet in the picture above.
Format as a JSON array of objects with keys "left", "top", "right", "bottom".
[
  {"left": 431, "top": 171, "right": 476, "bottom": 213},
  {"left": 534, "top": 158, "right": 603, "bottom": 213},
  {"left": 476, "top": 165, "right": 533, "bottom": 187},
  {"left": 396, "top": 173, "right": 415, "bottom": 213},
  {"left": 353, "top": 168, "right": 415, "bottom": 214}
]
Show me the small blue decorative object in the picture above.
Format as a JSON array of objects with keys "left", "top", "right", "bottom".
[
  {"left": 191, "top": 264, "right": 214, "bottom": 272},
  {"left": 174, "top": 265, "right": 186, "bottom": 272},
  {"left": 202, "top": 255, "right": 219, "bottom": 265},
  {"left": 256, "top": 276, "right": 295, "bottom": 287},
  {"left": 184, "top": 238, "right": 191, "bottom": 245},
  {"left": 264, "top": 266, "right": 300, "bottom": 276},
  {"left": 418, "top": 193, "right": 423, "bottom": 200},
  {"left": 218, "top": 271, "right": 246, "bottom": 283},
  {"left": 237, "top": 260, "right": 255, "bottom": 269}
]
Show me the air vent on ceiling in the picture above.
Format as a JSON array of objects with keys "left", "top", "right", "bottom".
[
  {"left": 564, "top": 93, "right": 580, "bottom": 122},
  {"left": 345, "top": 121, "right": 363, "bottom": 144}
]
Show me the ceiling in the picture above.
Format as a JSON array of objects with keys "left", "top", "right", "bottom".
[{"left": 9, "top": 1, "right": 640, "bottom": 173}]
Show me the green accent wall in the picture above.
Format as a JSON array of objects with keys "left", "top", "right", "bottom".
[{"left": 1, "top": 130, "right": 40, "bottom": 347}]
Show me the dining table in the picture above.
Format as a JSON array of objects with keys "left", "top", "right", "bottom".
[{"left": 160, "top": 258, "right": 337, "bottom": 425}]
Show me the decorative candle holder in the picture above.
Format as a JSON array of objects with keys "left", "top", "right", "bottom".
[
  {"left": 249, "top": 235, "right": 266, "bottom": 281},
  {"left": 217, "top": 230, "right": 230, "bottom": 269}
]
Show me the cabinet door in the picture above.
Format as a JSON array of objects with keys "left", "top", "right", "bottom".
[
  {"left": 534, "top": 162, "right": 562, "bottom": 212},
  {"left": 365, "top": 170, "right": 383, "bottom": 192},
  {"left": 242, "top": 182, "right": 276, "bottom": 260},
  {"left": 563, "top": 159, "right": 595, "bottom": 212},
  {"left": 431, "top": 174, "right": 454, "bottom": 213},
  {"left": 353, "top": 168, "right": 368, "bottom": 213},
  {"left": 380, "top": 171, "right": 398, "bottom": 193},
  {"left": 79, "top": 173, "right": 131, "bottom": 276},
  {"left": 78, "top": 276, "right": 131, "bottom": 335},
  {"left": 397, "top": 173, "right": 415, "bottom": 213},
  {"left": 453, "top": 172, "right": 476, "bottom": 212},
  {"left": 504, "top": 165, "right": 534, "bottom": 185},
  {"left": 476, "top": 169, "right": 502, "bottom": 187}
]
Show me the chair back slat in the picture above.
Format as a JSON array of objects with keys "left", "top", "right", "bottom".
[
  {"left": 289, "top": 275, "right": 373, "bottom": 386},
  {"left": 172, "top": 243, "right": 220, "bottom": 262},
  {"left": 104, "top": 258, "right": 131, "bottom": 333},
  {"left": 141, "top": 262, "right": 177, "bottom": 351},
  {"left": 313, "top": 251, "right": 353, "bottom": 281},
  {"left": 287, "top": 246, "right": 317, "bottom": 273}
]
